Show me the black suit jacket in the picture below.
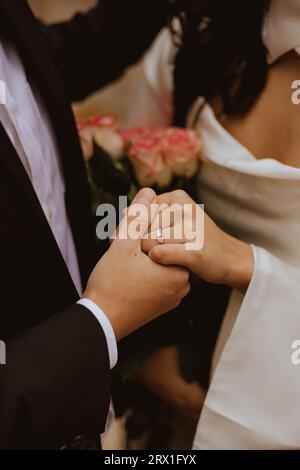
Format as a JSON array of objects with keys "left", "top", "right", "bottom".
[{"left": 0, "top": 0, "right": 169, "bottom": 449}]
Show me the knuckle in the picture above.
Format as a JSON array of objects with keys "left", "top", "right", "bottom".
[
  {"left": 174, "top": 189, "right": 185, "bottom": 198},
  {"left": 172, "top": 189, "right": 188, "bottom": 201},
  {"left": 156, "top": 248, "right": 165, "bottom": 262}
]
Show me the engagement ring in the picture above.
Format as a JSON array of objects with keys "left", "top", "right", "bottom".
[{"left": 156, "top": 229, "right": 164, "bottom": 244}]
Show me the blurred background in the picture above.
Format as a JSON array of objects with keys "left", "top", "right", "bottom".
[
  {"left": 29, "top": 0, "right": 97, "bottom": 20},
  {"left": 29, "top": 0, "right": 143, "bottom": 124}
]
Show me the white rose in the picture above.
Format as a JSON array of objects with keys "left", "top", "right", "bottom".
[{"left": 93, "top": 127, "right": 125, "bottom": 160}]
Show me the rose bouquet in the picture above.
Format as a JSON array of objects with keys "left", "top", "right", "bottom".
[{"left": 77, "top": 115, "right": 202, "bottom": 211}]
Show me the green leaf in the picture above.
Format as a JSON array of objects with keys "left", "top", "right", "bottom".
[{"left": 89, "top": 144, "right": 131, "bottom": 196}]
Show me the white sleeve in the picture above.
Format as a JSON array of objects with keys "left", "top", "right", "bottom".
[
  {"left": 125, "top": 28, "right": 175, "bottom": 128},
  {"left": 77, "top": 298, "right": 118, "bottom": 369},
  {"left": 194, "top": 246, "right": 300, "bottom": 450}
]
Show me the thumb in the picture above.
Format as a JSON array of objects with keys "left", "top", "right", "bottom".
[
  {"left": 116, "top": 188, "right": 157, "bottom": 249},
  {"left": 149, "top": 244, "right": 190, "bottom": 268}
]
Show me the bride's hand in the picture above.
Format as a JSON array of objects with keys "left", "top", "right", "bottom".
[
  {"left": 142, "top": 190, "right": 254, "bottom": 292},
  {"left": 136, "top": 346, "right": 206, "bottom": 425}
]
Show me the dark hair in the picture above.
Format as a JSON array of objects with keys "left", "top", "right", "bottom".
[{"left": 169, "top": 0, "right": 271, "bottom": 125}]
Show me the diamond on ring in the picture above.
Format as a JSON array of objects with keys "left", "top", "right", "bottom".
[{"left": 156, "top": 229, "right": 164, "bottom": 244}]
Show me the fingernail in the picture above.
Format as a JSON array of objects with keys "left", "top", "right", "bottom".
[{"left": 134, "top": 188, "right": 156, "bottom": 206}]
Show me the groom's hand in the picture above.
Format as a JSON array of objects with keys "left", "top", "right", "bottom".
[{"left": 83, "top": 188, "right": 190, "bottom": 341}]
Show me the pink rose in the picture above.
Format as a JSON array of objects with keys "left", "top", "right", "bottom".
[
  {"left": 121, "top": 127, "right": 154, "bottom": 145},
  {"left": 163, "top": 128, "right": 202, "bottom": 177},
  {"left": 93, "top": 127, "right": 125, "bottom": 160},
  {"left": 129, "top": 134, "right": 172, "bottom": 188},
  {"left": 88, "top": 114, "right": 116, "bottom": 129}
]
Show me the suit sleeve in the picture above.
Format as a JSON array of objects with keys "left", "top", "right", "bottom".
[
  {"left": 43, "top": 0, "right": 170, "bottom": 102},
  {"left": 0, "top": 304, "right": 110, "bottom": 449}
]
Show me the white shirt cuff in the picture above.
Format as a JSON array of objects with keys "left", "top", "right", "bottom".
[{"left": 77, "top": 298, "right": 118, "bottom": 369}]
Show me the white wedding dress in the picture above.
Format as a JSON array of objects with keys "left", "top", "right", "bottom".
[{"left": 126, "top": 0, "right": 300, "bottom": 449}]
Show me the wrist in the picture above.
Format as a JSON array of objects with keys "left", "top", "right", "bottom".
[
  {"left": 82, "top": 289, "right": 124, "bottom": 341},
  {"left": 223, "top": 235, "right": 254, "bottom": 292}
]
